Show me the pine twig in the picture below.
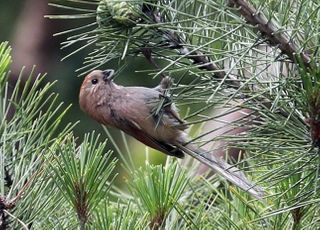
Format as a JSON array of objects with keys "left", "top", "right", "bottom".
[
  {"left": 291, "top": 207, "right": 303, "bottom": 230},
  {"left": 149, "top": 212, "right": 165, "bottom": 230},
  {"left": 228, "top": 0, "right": 311, "bottom": 68},
  {"left": 0, "top": 196, "right": 15, "bottom": 230},
  {"left": 142, "top": 5, "right": 229, "bottom": 81},
  {"left": 161, "top": 29, "right": 227, "bottom": 78}
]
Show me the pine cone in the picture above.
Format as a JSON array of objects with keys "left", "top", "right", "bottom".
[
  {"left": 96, "top": 0, "right": 111, "bottom": 27},
  {"left": 97, "top": 0, "right": 142, "bottom": 27}
]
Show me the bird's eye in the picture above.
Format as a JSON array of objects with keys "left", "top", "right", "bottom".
[{"left": 91, "top": 79, "right": 98, "bottom": 85}]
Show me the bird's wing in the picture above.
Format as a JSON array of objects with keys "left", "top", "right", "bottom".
[{"left": 120, "top": 118, "right": 185, "bottom": 158}]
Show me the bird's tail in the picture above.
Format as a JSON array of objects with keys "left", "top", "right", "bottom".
[{"left": 176, "top": 143, "right": 265, "bottom": 199}]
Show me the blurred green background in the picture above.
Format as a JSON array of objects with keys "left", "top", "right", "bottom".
[{"left": 0, "top": 0, "right": 167, "bottom": 172}]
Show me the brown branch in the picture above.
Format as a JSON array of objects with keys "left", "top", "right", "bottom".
[
  {"left": 291, "top": 207, "right": 303, "bottom": 230},
  {"left": 228, "top": 0, "right": 311, "bottom": 68},
  {"left": 142, "top": 5, "right": 229, "bottom": 81},
  {"left": 74, "top": 180, "right": 89, "bottom": 230},
  {"left": 0, "top": 196, "right": 15, "bottom": 230},
  {"left": 157, "top": 24, "right": 227, "bottom": 79},
  {"left": 149, "top": 212, "right": 166, "bottom": 230}
]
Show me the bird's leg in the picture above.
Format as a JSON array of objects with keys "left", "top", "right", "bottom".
[{"left": 159, "top": 94, "right": 186, "bottom": 125}]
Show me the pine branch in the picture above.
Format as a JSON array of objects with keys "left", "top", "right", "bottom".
[
  {"left": 228, "top": 0, "right": 311, "bottom": 68},
  {"left": 291, "top": 207, "right": 303, "bottom": 230},
  {"left": 0, "top": 196, "right": 15, "bottom": 230},
  {"left": 49, "top": 133, "right": 118, "bottom": 229},
  {"left": 141, "top": 4, "right": 237, "bottom": 86}
]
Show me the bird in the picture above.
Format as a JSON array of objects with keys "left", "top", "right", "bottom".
[{"left": 79, "top": 69, "right": 265, "bottom": 199}]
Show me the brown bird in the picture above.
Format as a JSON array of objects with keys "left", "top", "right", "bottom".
[{"left": 79, "top": 69, "right": 265, "bottom": 199}]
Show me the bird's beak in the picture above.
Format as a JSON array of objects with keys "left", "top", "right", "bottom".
[{"left": 102, "top": 69, "right": 115, "bottom": 82}]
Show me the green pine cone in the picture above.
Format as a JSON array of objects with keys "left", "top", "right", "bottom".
[
  {"left": 97, "top": 0, "right": 142, "bottom": 27},
  {"left": 96, "top": 0, "right": 111, "bottom": 27}
]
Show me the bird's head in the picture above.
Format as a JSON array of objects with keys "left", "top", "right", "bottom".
[{"left": 79, "top": 69, "right": 115, "bottom": 113}]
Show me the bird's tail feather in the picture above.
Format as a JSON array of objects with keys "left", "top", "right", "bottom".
[{"left": 176, "top": 143, "right": 265, "bottom": 199}]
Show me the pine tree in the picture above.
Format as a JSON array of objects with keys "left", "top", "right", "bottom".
[{"left": 1, "top": 0, "right": 319, "bottom": 229}]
